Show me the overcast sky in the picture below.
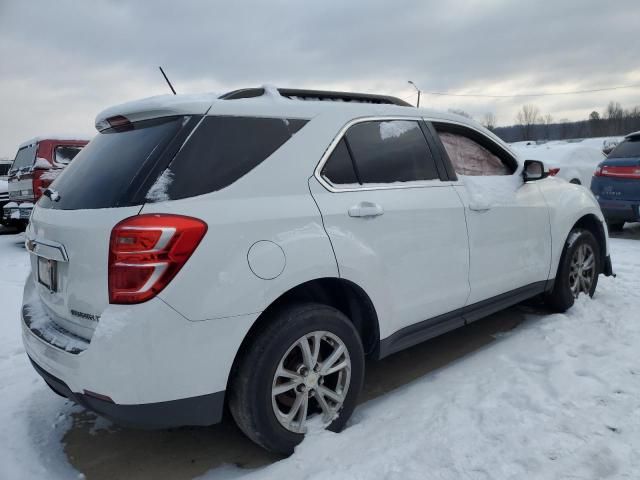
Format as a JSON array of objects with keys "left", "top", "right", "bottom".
[{"left": 1, "top": 0, "right": 639, "bottom": 157}]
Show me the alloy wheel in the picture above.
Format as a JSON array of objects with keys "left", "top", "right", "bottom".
[
  {"left": 568, "top": 243, "right": 596, "bottom": 297},
  {"left": 271, "top": 331, "right": 351, "bottom": 433}
]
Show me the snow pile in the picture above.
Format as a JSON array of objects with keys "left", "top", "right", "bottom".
[
  {"left": 145, "top": 168, "right": 174, "bottom": 202},
  {"left": 1, "top": 231, "right": 640, "bottom": 479},
  {"left": 0, "top": 234, "right": 79, "bottom": 479},
  {"left": 33, "top": 157, "right": 52, "bottom": 170},
  {"left": 461, "top": 174, "right": 522, "bottom": 210},
  {"left": 23, "top": 284, "right": 89, "bottom": 354},
  {"left": 199, "top": 237, "right": 640, "bottom": 480},
  {"left": 379, "top": 120, "right": 416, "bottom": 140},
  {"left": 511, "top": 143, "right": 605, "bottom": 186},
  {"left": 39, "top": 169, "right": 63, "bottom": 182}
]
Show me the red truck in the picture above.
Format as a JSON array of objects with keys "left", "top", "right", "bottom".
[{"left": 2, "top": 136, "right": 89, "bottom": 230}]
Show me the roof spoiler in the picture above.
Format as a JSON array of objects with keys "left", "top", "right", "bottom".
[{"left": 219, "top": 87, "right": 413, "bottom": 107}]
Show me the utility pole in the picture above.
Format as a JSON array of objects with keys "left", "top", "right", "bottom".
[{"left": 408, "top": 80, "right": 421, "bottom": 108}]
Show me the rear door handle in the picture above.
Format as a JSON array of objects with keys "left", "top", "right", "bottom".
[{"left": 348, "top": 202, "right": 384, "bottom": 218}]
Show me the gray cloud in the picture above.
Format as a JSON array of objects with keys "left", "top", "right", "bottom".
[{"left": 1, "top": 0, "right": 639, "bottom": 156}]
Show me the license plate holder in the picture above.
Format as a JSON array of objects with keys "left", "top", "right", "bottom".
[{"left": 37, "top": 257, "right": 57, "bottom": 292}]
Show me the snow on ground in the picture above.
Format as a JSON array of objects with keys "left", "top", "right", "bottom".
[{"left": 1, "top": 228, "right": 640, "bottom": 479}]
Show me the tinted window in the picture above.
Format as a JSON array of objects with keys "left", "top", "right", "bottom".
[
  {"left": 39, "top": 116, "right": 191, "bottom": 210},
  {"left": 321, "top": 139, "right": 358, "bottom": 185},
  {"left": 161, "top": 116, "right": 308, "bottom": 200},
  {"left": 345, "top": 120, "right": 438, "bottom": 184},
  {"left": 54, "top": 145, "right": 83, "bottom": 165},
  {"left": 10, "top": 144, "right": 36, "bottom": 173},
  {"left": 608, "top": 138, "right": 640, "bottom": 159},
  {"left": 0, "top": 164, "right": 10, "bottom": 176}
]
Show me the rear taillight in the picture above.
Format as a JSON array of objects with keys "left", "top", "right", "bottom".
[
  {"left": 595, "top": 165, "right": 640, "bottom": 179},
  {"left": 109, "top": 214, "right": 207, "bottom": 304},
  {"left": 548, "top": 168, "right": 560, "bottom": 176}
]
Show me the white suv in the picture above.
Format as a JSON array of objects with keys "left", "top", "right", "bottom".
[{"left": 22, "top": 87, "right": 612, "bottom": 453}]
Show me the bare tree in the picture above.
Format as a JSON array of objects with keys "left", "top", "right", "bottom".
[
  {"left": 604, "top": 101, "right": 624, "bottom": 135},
  {"left": 482, "top": 112, "right": 497, "bottom": 131},
  {"left": 542, "top": 114, "right": 553, "bottom": 139},
  {"left": 516, "top": 104, "right": 541, "bottom": 140}
]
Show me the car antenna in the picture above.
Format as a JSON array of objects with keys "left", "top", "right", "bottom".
[{"left": 159, "top": 66, "right": 177, "bottom": 95}]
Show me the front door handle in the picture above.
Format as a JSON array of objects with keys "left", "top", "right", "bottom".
[{"left": 348, "top": 201, "right": 384, "bottom": 218}]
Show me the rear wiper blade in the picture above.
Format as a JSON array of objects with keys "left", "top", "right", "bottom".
[{"left": 43, "top": 188, "right": 61, "bottom": 202}]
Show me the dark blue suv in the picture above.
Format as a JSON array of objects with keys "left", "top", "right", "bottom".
[{"left": 591, "top": 131, "right": 640, "bottom": 231}]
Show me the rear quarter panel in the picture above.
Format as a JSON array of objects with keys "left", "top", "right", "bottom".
[{"left": 140, "top": 113, "right": 347, "bottom": 321}]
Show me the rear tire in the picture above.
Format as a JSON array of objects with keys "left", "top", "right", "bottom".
[
  {"left": 545, "top": 228, "right": 600, "bottom": 312},
  {"left": 228, "top": 303, "right": 365, "bottom": 454}
]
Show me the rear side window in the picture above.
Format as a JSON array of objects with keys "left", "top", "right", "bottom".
[
  {"left": 10, "top": 144, "right": 36, "bottom": 173},
  {"left": 54, "top": 145, "right": 83, "bottom": 165},
  {"left": 344, "top": 120, "right": 439, "bottom": 184},
  {"left": 158, "top": 116, "right": 308, "bottom": 201},
  {"left": 39, "top": 116, "right": 191, "bottom": 210},
  {"left": 0, "top": 164, "right": 10, "bottom": 176},
  {"left": 608, "top": 138, "right": 640, "bottom": 159}
]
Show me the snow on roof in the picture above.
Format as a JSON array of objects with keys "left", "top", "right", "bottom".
[
  {"left": 95, "top": 92, "right": 220, "bottom": 130},
  {"left": 18, "top": 135, "right": 92, "bottom": 149},
  {"left": 94, "top": 85, "right": 489, "bottom": 136}
]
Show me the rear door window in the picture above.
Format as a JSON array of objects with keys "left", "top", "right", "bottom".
[
  {"left": 157, "top": 116, "right": 308, "bottom": 201},
  {"left": 10, "top": 144, "right": 36, "bottom": 173},
  {"left": 608, "top": 138, "right": 640, "bottom": 159},
  {"left": 343, "top": 120, "right": 439, "bottom": 184}
]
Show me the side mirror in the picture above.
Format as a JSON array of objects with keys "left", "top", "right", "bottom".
[{"left": 523, "top": 160, "right": 547, "bottom": 182}]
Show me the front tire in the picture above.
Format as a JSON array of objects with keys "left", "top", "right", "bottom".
[
  {"left": 228, "top": 303, "right": 365, "bottom": 454},
  {"left": 545, "top": 228, "right": 600, "bottom": 312}
]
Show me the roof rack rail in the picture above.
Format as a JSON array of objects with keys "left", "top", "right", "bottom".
[{"left": 219, "top": 87, "right": 412, "bottom": 107}]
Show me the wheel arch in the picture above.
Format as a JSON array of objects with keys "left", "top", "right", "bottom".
[
  {"left": 227, "top": 277, "right": 380, "bottom": 390},
  {"left": 571, "top": 213, "right": 607, "bottom": 271}
]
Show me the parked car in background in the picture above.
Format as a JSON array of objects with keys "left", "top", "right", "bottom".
[
  {"left": 591, "top": 131, "right": 640, "bottom": 231},
  {"left": 0, "top": 159, "right": 12, "bottom": 225},
  {"left": 22, "top": 87, "right": 611, "bottom": 455},
  {"left": 2, "top": 136, "right": 89, "bottom": 230},
  {"left": 510, "top": 142, "right": 605, "bottom": 187}
]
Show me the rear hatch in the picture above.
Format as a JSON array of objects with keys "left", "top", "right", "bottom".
[
  {"left": 26, "top": 115, "right": 201, "bottom": 341},
  {"left": 593, "top": 136, "right": 640, "bottom": 201}
]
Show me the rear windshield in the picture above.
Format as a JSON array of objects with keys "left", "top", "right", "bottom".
[
  {"left": 10, "top": 144, "right": 36, "bottom": 173},
  {"left": 38, "top": 116, "right": 194, "bottom": 210},
  {"left": 608, "top": 138, "right": 640, "bottom": 159}
]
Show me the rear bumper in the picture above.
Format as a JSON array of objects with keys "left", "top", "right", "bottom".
[
  {"left": 596, "top": 198, "right": 639, "bottom": 222},
  {"left": 2, "top": 202, "right": 33, "bottom": 222},
  {"left": 21, "top": 274, "right": 259, "bottom": 429},
  {"left": 29, "top": 356, "right": 225, "bottom": 429}
]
